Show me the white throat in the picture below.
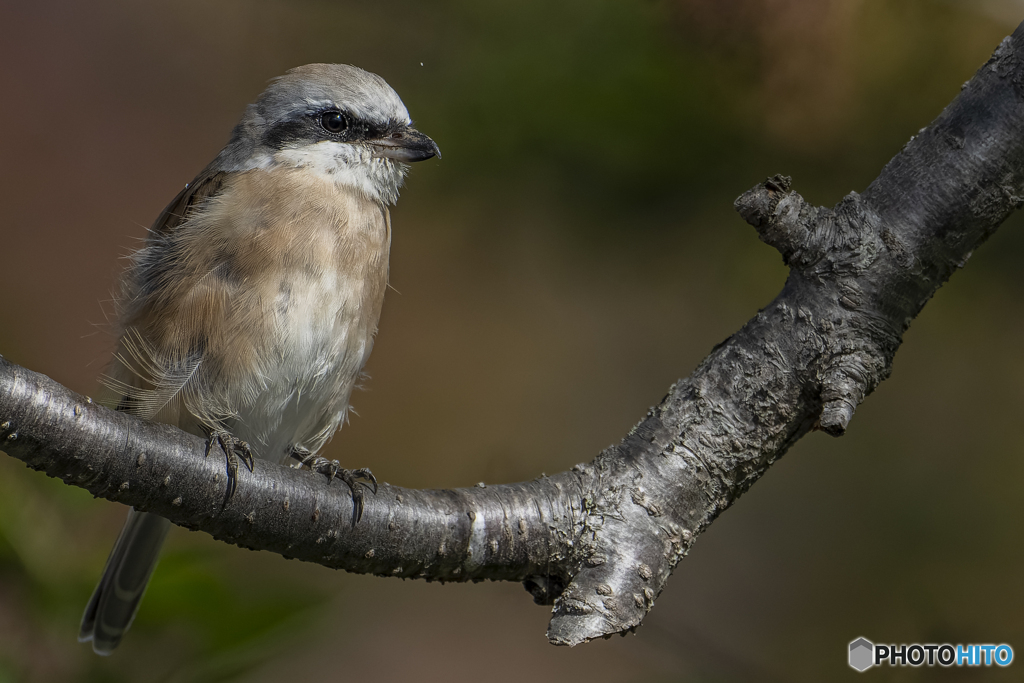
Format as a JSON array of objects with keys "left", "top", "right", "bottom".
[{"left": 248, "top": 141, "right": 408, "bottom": 205}]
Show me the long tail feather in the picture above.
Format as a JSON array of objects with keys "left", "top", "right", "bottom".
[{"left": 79, "top": 509, "right": 171, "bottom": 655}]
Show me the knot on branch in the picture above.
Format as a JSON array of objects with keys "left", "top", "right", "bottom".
[
  {"left": 818, "top": 354, "right": 870, "bottom": 436},
  {"left": 735, "top": 174, "right": 790, "bottom": 226},
  {"left": 545, "top": 430, "right": 700, "bottom": 646},
  {"left": 546, "top": 462, "right": 659, "bottom": 646},
  {"left": 735, "top": 174, "right": 808, "bottom": 263},
  {"left": 736, "top": 178, "right": 885, "bottom": 275},
  {"left": 814, "top": 311, "right": 898, "bottom": 436},
  {"left": 737, "top": 176, "right": 905, "bottom": 437}
]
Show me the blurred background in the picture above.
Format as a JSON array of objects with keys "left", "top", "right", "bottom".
[{"left": 1, "top": 0, "right": 1023, "bottom": 681}]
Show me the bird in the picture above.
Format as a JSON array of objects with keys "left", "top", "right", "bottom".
[{"left": 78, "top": 63, "right": 439, "bottom": 655}]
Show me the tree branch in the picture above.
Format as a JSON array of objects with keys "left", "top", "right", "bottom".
[{"left": 4, "top": 22, "right": 1024, "bottom": 647}]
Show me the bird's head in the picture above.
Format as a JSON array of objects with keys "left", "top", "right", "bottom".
[{"left": 215, "top": 63, "right": 440, "bottom": 205}]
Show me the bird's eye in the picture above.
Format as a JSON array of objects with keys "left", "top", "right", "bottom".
[{"left": 320, "top": 111, "right": 347, "bottom": 134}]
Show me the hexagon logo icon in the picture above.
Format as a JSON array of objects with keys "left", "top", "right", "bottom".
[{"left": 849, "top": 637, "right": 874, "bottom": 672}]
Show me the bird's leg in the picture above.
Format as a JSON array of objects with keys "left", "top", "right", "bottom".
[
  {"left": 205, "top": 429, "right": 254, "bottom": 500},
  {"left": 290, "top": 447, "right": 378, "bottom": 522}
]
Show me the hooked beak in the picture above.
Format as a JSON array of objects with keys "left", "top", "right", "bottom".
[{"left": 370, "top": 127, "right": 441, "bottom": 162}]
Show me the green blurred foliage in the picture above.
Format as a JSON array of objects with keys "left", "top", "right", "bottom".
[{"left": 1, "top": 0, "right": 1023, "bottom": 681}]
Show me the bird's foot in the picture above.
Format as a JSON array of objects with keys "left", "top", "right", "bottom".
[
  {"left": 290, "top": 447, "right": 377, "bottom": 523},
  {"left": 206, "top": 429, "right": 254, "bottom": 500}
]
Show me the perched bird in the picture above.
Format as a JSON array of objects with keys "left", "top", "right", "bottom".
[{"left": 79, "top": 64, "right": 439, "bottom": 655}]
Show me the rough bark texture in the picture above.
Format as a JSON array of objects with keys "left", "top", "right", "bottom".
[{"left": 4, "top": 24, "right": 1024, "bottom": 648}]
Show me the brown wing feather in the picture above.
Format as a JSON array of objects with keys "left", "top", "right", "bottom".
[
  {"left": 149, "top": 168, "right": 228, "bottom": 237},
  {"left": 101, "top": 169, "right": 228, "bottom": 423}
]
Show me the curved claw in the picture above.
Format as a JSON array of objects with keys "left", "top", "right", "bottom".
[
  {"left": 237, "top": 446, "right": 255, "bottom": 473},
  {"left": 349, "top": 467, "right": 378, "bottom": 495},
  {"left": 288, "top": 449, "right": 377, "bottom": 524},
  {"left": 206, "top": 429, "right": 254, "bottom": 501}
]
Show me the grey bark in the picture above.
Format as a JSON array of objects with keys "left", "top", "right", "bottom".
[{"left": 4, "top": 24, "right": 1024, "bottom": 647}]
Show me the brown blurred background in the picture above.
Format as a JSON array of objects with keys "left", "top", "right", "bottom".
[{"left": 2, "top": 0, "right": 1023, "bottom": 681}]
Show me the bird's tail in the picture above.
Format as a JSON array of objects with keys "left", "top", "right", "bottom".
[{"left": 79, "top": 509, "right": 171, "bottom": 655}]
